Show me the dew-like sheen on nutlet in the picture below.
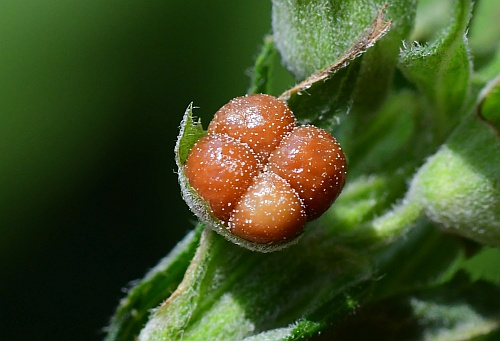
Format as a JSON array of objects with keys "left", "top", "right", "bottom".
[
  {"left": 229, "top": 172, "right": 306, "bottom": 244},
  {"left": 208, "top": 94, "right": 296, "bottom": 161},
  {"left": 181, "top": 94, "right": 347, "bottom": 249},
  {"left": 184, "top": 134, "right": 260, "bottom": 222},
  {"left": 268, "top": 125, "right": 347, "bottom": 220}
]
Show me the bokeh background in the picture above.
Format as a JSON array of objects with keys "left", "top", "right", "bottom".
[{"left": 0, "top": 1, "right": 276, "bottom": 339}]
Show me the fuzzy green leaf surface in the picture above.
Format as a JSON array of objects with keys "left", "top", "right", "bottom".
[
  {"left": 399, "top": 0, "right": 473, "bottom": 141},
  {"left": 320, "top": 273, "right": 500, "bottom": 340},
  {"left": 278, "top": 6, "right": 392, "bottom": 131},
  {"left": 112, "top": 208, "right": 464, "bottom": 340},
  {"left": 138, "top": 228, "right": 373, "bottom": 340},
  {"left": 409, "top": 80, "right": 500, "bottom": 246},
  {"left": 105, "top": 226, "right": 203, "bottom": 341},
  {"left": 272, "top": 0, "right": 416, "bottom": 80},
  {"left": 175, "top": 103, "right": 206, "bottom": 165}
]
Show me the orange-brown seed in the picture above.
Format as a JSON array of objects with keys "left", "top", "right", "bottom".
[
  {"left": 229, "top": 172, "right": 306, "bottom": 244},
  {"left": 184, "top": 134, "right": 260, "bottom": 222},
  {"left": 208, "top": 94, "right": 296, "bottom": 161},
  {"left": 267, "top": 125, "right": 347, "bottom": 220}
]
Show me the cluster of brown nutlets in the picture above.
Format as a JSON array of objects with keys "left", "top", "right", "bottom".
[{"left": 184, "top": 94, "right": 347, "bottom": 244}]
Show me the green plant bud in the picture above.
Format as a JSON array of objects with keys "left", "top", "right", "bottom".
[{"left": 409, "top": 103, "right": 500, "bottom": 246}]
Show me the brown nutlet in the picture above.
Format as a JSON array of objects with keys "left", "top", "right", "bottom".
[{"left": 184, "top": 94, "right": 347, "bottom": 245}]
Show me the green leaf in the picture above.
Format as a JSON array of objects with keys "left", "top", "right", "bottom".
[
  {"left": 105, "top": 225, "right": 203, "bottom": 341},
  {"left": 273, "top": 0, "right": 416, "bottom": 122},
  {"left": 474, "top": 47, "right": 500, "bottom": 87},
  {"left": 399, "top": 0, "right": 474, "bottom": 141},
  {"left": 412, "top": 0, "right": 453, "bottom": 42},
  {"left": 462, "top": 247, "right": 500, "bottom": 285},
  {"left": 174, "top": 103, "right": 207, "bottom": 166},
  {"left": 349, "top": 1, "right": 418, "bottom": 115},
  {"left": 273, "top": 4, "right": 421, "bottom": 170},
  {"left": 408, "top": 278, "right": 500, "bottom": 340},
  {"left": 127, "top": 211, "right": 463, "bottom": 341},
  {"left": 283, "top": 56, "right": 363, "bottom": 130},
  {"left": 248, "top": 36, "right": 276, "bottom": 95},
  {"left": 344, "top": 90, "right": 423, "bottom": 175},
  {"left": 138, "top": 228, "right": 373, "bottom": 340},
  {"left": 319, "top": 273, "right": 500, "bottom": 340},
  {"left": 370, "top": 220, "right": 465, "bottom": 300},
  {"left": 468, "top": 0, "right": 500, "bottom": 68},
  {"left": 479, "top": 75, "right": 500, "bottom": 131},
  {"left": 320, "top": 170, "right": 418, "bottom": 241},
  {"left": 272, "top": 0, "right": 416, "bottom": 81},
  {"left": 278, "top": 6, "right": 392, "bottom": 130}
]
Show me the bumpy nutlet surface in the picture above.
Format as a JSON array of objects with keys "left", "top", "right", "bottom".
[
  {"left": 229, "top": 172, "right": 306, "bottom": 244},
  {"left": 208, "top": 94, "right": 296, "bottom": 162},
  {"left": 183, "top": 94, "right": 347, "bottom": 247},
  {"left": 184, "top": 134, "right": 260, "bottom": 222},
  {"left": 268, "top": 125, "right": 347, "bottom": 220}
]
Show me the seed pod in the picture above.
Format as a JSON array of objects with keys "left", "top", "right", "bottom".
[
  {"left": 177, "top": 94, "right": 348, "bottom": 252},
  {"left": 267, "top": 125, "right": 347, "bottom": 220},
  {"left": 208, "top": 94, "right": 296, "bottom": 162}
]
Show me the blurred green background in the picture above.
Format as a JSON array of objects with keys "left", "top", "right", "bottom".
[
  {"left": 3, "top": 1, "right": 499, "bottom": 340},
  {"left": 0, "top": 1, "right": 273, "bottom": 339}
]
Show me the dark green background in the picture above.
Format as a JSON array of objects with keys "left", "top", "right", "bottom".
[{"left": 0, "top": 1, "right": 273, "bottom": 339}]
